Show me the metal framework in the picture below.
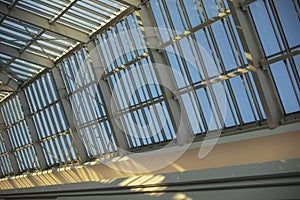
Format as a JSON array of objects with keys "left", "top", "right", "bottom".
[
  {"left": 0, "top": 0, "right": 299, "bottom": 180},
  {"left": 0, "top": 0, "right": 133, "bottom": 102}
]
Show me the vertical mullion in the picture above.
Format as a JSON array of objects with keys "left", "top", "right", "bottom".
[
  {"left": 18, "top": 149, "right": 27, "bottom": 171},
  {"left": 114, "top": 24, "right": 130, "bottom": 64},
  {"left": 4, "top": 104, "right": 13, "bottom": 125},
  {"left": 120, "top": 67, "right": 149, "bottom": 144},
  {"left": 263, "top": 0, "right": 285, "bottom": 52},
  {"left": 87, "top": 38, "right": 131, "bottom": 152},
  {"left": 127, "top": 64, "right": 155, "bottom": 143},
  {"left": 95, "top": 124, "right": 109, "bottom": 155},
  {"left": 79, "top": 128, "right": 94, "bottom": 156},
  {"left": 161, "top": 101, "right": 176, "bottom": 138},
  {"left": 7, "top": 129, "right": 16, "bottom": 150},
  {"left": 88, "top": 126, "right": 102, "bottom": 156},
  {"left": 228, "top": 0, "right": 283, "bottom": 127},
  {"left": 240, "top": 74, "right": 259, "bottom": 121},
  {"left": 11, "top": 125, "right": 21, "bottom": 149},
  {"left": 186, "top": 91, "right": 207, "bottom": 133},
  {"left": 138, "top": 62, "right": 164, "bottom": 142},
  {"left": 52, "top": 67, "right": 90, "bottom": 163},
  {"left": 157, "top": 0, "right": 177, "bottom": 39},
  {"left": 120, "top": 19, "right": 138, "bottom": 59},
  {"left": 47, "top": 107, "right": 67, "bottom": 163},
  {"left": 48, "top": 139, "right": 59, "bottom": 164},
  {"left": 138, "top": 5, "right": 195, "bottom": 144},
  {"left": 268, "top": 0, "right": 300, "bottom": 105},
  {"left": 225, "top": 16, "right": 264, "bottom": 120},
  {"left": 125, "top": 113, "right": 141, "bottom": 146},
  {"left": 149, "top": 104, "right": 167, "bottom": 142},
  {"left": 93, "top": 85, "right": 106, "bottom": 119},
  {"left": 0, "top": 111, "right": 20, "bottom": 175},
  {"left": 19, "top": 90, "right": 48, "bottom": 170}
]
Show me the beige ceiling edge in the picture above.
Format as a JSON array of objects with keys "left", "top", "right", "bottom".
[{"left": 0, "top": 130, "right": 299, "bottom": 190}]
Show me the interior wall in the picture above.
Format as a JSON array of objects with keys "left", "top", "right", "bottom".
[
  {"left": 1, "top": 128, "right": 300, "bottom": 190},
  {"left": 1, "top": 158, "right": 300, "bottom": 200}
]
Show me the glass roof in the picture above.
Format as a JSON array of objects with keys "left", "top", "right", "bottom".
[
  {"left": 1, "top": 0, "right": 128, "bottom": 34},
  {"left": 0, "top": 0, "right": 132, "bottom": 103},
  {"left": 0, "top": 52, "right": 45, "bottom": 82},
  {"left": 0, "top": 81, "right": 13, "bottom": 102},
  {"left": 0, "top": 0, "right": 298, "bottom": 188}
]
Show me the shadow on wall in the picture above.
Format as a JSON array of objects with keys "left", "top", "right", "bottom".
[{"left": 0, "top": 130, "right": 300, "bottom": 192}]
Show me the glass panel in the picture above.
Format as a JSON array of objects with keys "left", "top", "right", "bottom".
[
  {"left": 270, "top": 59, "right": 300, "bottom": 114},
  {"left": 24, "top": 73, "right": 78, "bottom": 167},
  {"left": 0, "top": 96, "right": 39, "bottom": 172},
  {"left": 0, "top": 132, "right": 13, "bottom": 176},
  {"left": 59, "top": 48, "right": 117, "bottom": 157},
  {"left": 95, "top": 12, "right": 176, "bottom": 148},
  {"left": 250, "top": 0, "right": 300, "bottom": 114},
  {"left": 149, "top": 0, "right": 265, "bottom": 134}
]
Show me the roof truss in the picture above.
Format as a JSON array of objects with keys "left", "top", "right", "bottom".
[
  {"left": 0, "top": 0, "right": 141, "bottom": 102},
  {"left": 0, "top": 1, "right": 90, "bottom": 43},
  {"left": 0, "top": 43, "right": 53, "bottom": 68}
]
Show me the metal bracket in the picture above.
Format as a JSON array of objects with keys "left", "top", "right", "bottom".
[
  {"left": 260, "top": 58, "right": 269, "bottom": 71},
  {"left": 239, "top": 0, "right": 257, "bottom": 11}
]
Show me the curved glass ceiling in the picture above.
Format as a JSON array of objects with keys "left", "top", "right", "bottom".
[
  {"left": 0, "top": 0, "right": 298, "bottom": 182},
  {"left": 0, "top": 0, "right": 133, "bottom": 103}
]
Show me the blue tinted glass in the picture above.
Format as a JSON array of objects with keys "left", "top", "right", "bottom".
[
  {"left": 270, "top": 61, "right": 300, "bottom": 114},
  {"left": 274, "top": 0, "right": 300, "bottom": 48},
  {"left": 250, "top": 0, "right": 281, "bottom": 56},
  {"left": 182, "top": 0, "right": 201, "bottom": 27}
]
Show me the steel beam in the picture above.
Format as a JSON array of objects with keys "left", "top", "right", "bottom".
[
  {"left": 0, "top": 165, "right": 3, "bottom": 178},
  {"left": 0, "top": 2, "right": 89, "bottom": 43},
  {"left": 0, "top": 73, "right": 19, "bottom": 91},
  {"left": 262, "top": 49, "right": 300, "bottom": 67},
  {"left": 89, "top": 7, "right": 135, "bottom": 39},
  {"left": 0, "top": 57, "right": 16, "bottom": 72},
  {"left": 117, "top": 0, "right": 141, "bottom": 7},
  {"left": 135, "top": 6, "right": 194, "bottom": 144},
  {"left": 227, "top": 0, "right": 283, "bottom": 128},
  {"left": 54, "top": 7, "right": 135, "bottom": 64},
  {"left": 19, "top": 30, "right": 46, "bottom": 53},
  {"left": 159, "top": 10, "right": 231, "bottom": 49},
  {"left": 52, "top": 67, "right": 89, "bottom": 163},
  {"left": 0, "top": 43, "right": 53, "bottom": 68},
  {"left": 240, "top": 0, "right": 257, "bottom": 8},
  {"left": 18, "top": 91, "right": 48, "bottom": 170},
  {"left": 49, "top": 0, "right": 79, "bottom": 24},
  {"left": 0, "top": 112, "right": 20, "bottom": 175},
  {"left": 8, "top": 0, "right": 20, "bottom": 9},
  {"left": 86, "top": 42, "right": 130, "bottom": 154},
  {"left": 0, "top": 15, "right": 7, "bottom": 24}
]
